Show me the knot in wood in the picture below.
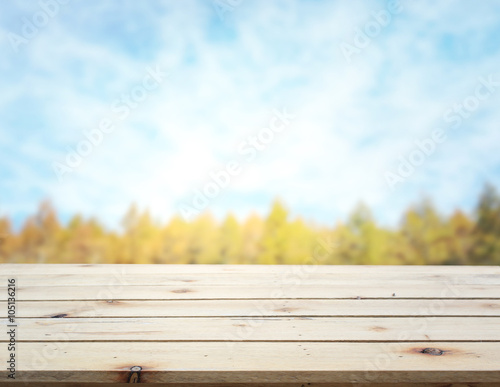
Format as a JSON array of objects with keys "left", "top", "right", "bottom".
[{"left": 421, "top": 348, "right": 444, "bottom": 356}]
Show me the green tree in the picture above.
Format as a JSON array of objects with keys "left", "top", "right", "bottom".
[
  {"left": 186, "top": 213, "right": 219, "bottom": 264},
  {"left": 218, "top": 213, "right": 243, "bottom": 264},
  {"left": 400, "top": 198, "right": 448, "bottom": 265},
  {"left": 471, "top": 184, "right": 500, "bottom": 264},
  {"left": 258, "top": 200, "right": 291, "bottom": 264},
  {"left": 345, "top": 203, "right": 387, "bottom": 265},
  {"left": 122, "top": 204, "right": 140, "bottom": 263},
  {"left": 160, "top": 215, "right": 190, "bottom": 264},
  {"left": 440, "top": 210, "right": 473, "bottom": 265},
  {"left": 241, "top": 213, "right": 264, "bottom": 264}
]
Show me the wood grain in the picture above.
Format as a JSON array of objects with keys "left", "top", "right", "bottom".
[
  {"left": 2, "top": 317, "right": 499, "bottom": 342},
  {"left": 1, "top": 264, "right": 499, "bottom": 385},
  {"left": 1, "top": 342, "right": 500, "bottom": 383},
  {"left": 3, "top": 282, "right": 499, "bottom": 300},
  {"left": 3, "top": 263, "right": 500, "bottom": 275},
  {"left": 2, "top": 272, "right": 500, "bottom": 286},
  {"left": 10, "top": 383, "right": 500, "bottom": 387},
  {"left": 4, "top": 299, "right": 500, "bottom": 318}
]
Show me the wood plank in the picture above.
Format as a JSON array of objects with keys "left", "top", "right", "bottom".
[
  {"left": 1, "top": 342, "right": 499, "bottom": 383},
  {"left": 13, "top": 383, "right": 500, "bottom": 387},
  {"left": 3, "top": 264, "right": 499, "bottom": 385},
  {"left": 2, "top": 272, "right": 500, "bottom": 286},
  {"left": 3, "top": 283, "right": 499, "bottom": 300},
  {"left": 6, "top": 299, "right": 500, "bottom": 318},
  {"left": 3, "top": 317, "right": 499, "bottom": 342},
  {"left": 2, "top": 263, "right": 500, "bottom": 275}
]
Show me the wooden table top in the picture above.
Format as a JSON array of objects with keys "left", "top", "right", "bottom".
[{"left": 1, "top": 264, "right": 500, "bottom": 386}]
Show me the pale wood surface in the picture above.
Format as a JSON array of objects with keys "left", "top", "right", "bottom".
[
  {"left": 3, "top": 299, "right": 499, "bottom": 318},
  {"left": 3, "top": 263, "right": 499, "bottom": 274},
  {"left": 0, "top": 264, "right": 499, "bottom": 385},
  {"left": 3, "top": 272, "right": 500, "bottom": 286},
  {"left": 4, "top": 283, "right": 500, "bottom": 300},
  {"left": 4, "top": 317, "right": 500, "bottom": 342},
  {"left": 3, "top": 342, "right": 500, "bottom": 383}
]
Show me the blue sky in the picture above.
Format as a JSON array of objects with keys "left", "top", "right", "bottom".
[{"left": 1, "top": 0, "right": 500, "bottom": 229}]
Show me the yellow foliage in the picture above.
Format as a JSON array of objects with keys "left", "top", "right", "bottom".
[{"left": 1, "top": 186, "right": 499, "bottom": 265}]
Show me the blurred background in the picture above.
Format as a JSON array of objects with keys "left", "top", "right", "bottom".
[{"left": 0, "top": 0, "right": 499, "bottom": 264}]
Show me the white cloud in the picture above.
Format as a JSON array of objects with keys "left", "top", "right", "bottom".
[{"left": 1, "top": 0, "right": 499, "bottom": 228}]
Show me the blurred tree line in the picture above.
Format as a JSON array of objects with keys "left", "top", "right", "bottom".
[{"left": 1, "top": 184, "right": 499, "bottom": 265}]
